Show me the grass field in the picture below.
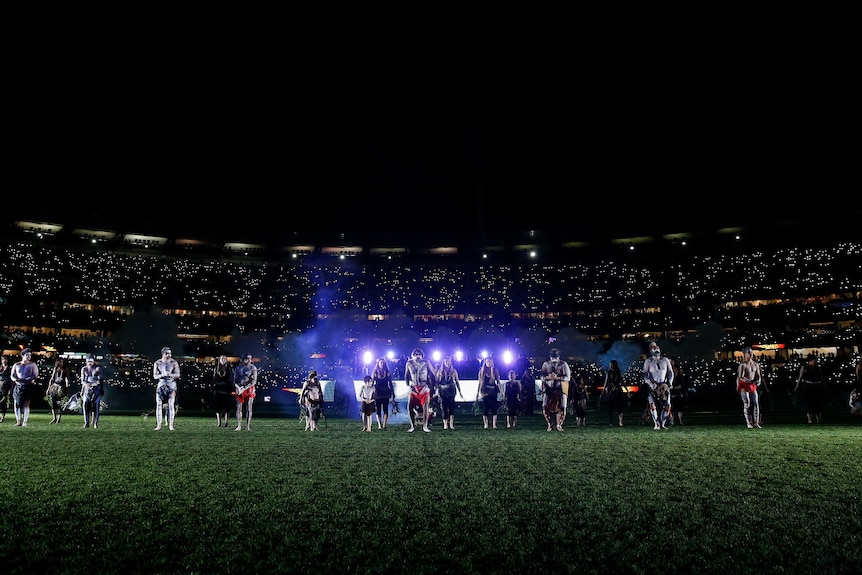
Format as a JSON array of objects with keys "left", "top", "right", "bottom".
[{"left": 0, "top": 406, "right": 859, "bottom": 575}]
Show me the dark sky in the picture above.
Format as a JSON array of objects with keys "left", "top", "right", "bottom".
[{"left": 8, "top": 64, "right": 854, "bottom": 240}]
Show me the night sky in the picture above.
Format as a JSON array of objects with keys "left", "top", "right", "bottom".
[{"left": 8, "top": 80, "right": 854, "bottom": 240}]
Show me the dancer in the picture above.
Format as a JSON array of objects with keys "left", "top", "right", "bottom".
[
  {"left": 211, "top": 355, "right": 234, "bottom": 427},
  {"left": 642, "top": 342, "right": 674, "bottom": 430},
  {"left": 504, "top": 369, "right": 521, "bottom": 429},
  {"left": 540, "top": 349, "right": 571, "bottom": 430},
  {"left": 153, "top": 347, "right": 180, "bottom": 431},
  {"left": 737, "top": 347, "right": 763, "bottom": 429},
  {"left": 572, "top": 373, "right": 589, "bottom": 428},
  {"left": 541, "top": 349, "right": 569, "bottom": 431},
  {"left": 80, "top": 355, "right": 103, "bottom": 429},
  {"left": 233, "top": 353, "right": 258, "bottom": 431},
  {"left": 10, "top": 348, "right": 39, "bottom": 427},
  {"left": 404, "top": 348, "right": 436, "bottom": 433},
  {"left": 299, "top": 370, "right": 323, "bottom": 431},
  {"left": 435, "top": 355, "right": 462, "bottom": 430},
  {"left": 476, "top": 356, "right": 503, "bottom": 429},
  {"left": 46, "top": 357, "right": 70, "bottom": 424},
  {"left": 359, "top": 375, "right": 376, "bottom": 432},
  {"left": 371, "top": 358, "right": 393, "bottom": 430}
]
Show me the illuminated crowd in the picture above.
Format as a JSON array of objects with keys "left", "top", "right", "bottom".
[{"left": 0, "top": 233, "right": 860, "bottom": 407}]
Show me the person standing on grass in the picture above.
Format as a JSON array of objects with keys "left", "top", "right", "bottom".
[
  {"left": 504, "top": 369, "right": 521, "bottom": 429},
  {"left": 371, "top": 357, "right": 393, "bottom": 430},
  {"left": 795, "top": 354, "right": 826, "bottom": 424},
  {"left": 852, "top": 357, "right": 862, "bottom": 415},
  {"left": 299, "top": 370, "right": 323, "bottom": 431},
  {"left": 643, "top": 342, "right": 674, "bottom": 430},
  {"left": 601, "top": 359, "right": 626, "bottom": 427},
  {"left": 359, "top": 375, "right": 376, "bottom": 432},
  {"left": 476, "top": 356, "right": 503, "bottom": 430},
  {"left": 540, "top": 349, "right": 571, "bottom": 430},
  {"left": 850, "top": 387, "right": 861, "bottom": 415},
  {"left": 541, "top": 362, "right": 564, "bottom": 432},
  {"left": 405, "top": 348, "right": 436, "bottom": 433},
  {"left": 80, "top": 354, "right": 104, "bottom": 429},
  {"left": 153, "top": 347, "right": 180, "bottom": 431},
  {"left": 669, "top": 356, "right": 688, "bottom": 426},
  {"left": 46, "top": 357, "right": 70, "bottom": 424},
  {"left": 572, "top": 373, "right": 590, "bottom": 428},
  {"left": 520, "top": 365, "right": 536, "bottom": 416},
  {"left": 0, "top": 355, "right": 11, "bottom": 423},
  {"left": 737, "top": 347, "right": 762, "bottom": 429},
  {"left": 10, "top": 348, "right": 38, "bottom": 427},
  {"left": 212, "top": 355, "right": 234, "bottom": 428},
  {"left": 233, "top": 353, "right": 257, "bottom": 431},
  {"left": 435, "top": 355, "right": 462, "bottom": 430}
]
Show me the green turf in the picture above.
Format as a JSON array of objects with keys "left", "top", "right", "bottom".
[{"left": 0, "top": 409, "right": 859, "bottom": 575}]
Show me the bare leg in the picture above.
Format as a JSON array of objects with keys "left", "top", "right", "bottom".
[
  {"left": 167, "top": 393, "right": 176, "bottom": 430},
  {"left": 154, "top": 398, "right": 163, "bottom": 430},
  {"left": 741, "top": 391, "right": 753, "bottom": 428}
]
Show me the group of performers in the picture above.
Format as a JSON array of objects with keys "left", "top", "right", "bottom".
[
  {"left": 1, "top": 344, "right": 857, "bottom": 431},
  {"left": 0, "top": 349, "right": 105, "bottom": 428}
]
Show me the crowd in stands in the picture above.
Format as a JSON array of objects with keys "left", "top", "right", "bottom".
[{"left": 1, "top": 229, "right": 860, "bottom": 413}]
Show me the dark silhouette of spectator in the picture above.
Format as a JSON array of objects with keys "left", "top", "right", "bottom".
[
  {"left": 0, "top": 355, "right": 13, "bottom": 423},
  {"left": 601, "top": 359, "right": 626, "bottom": 427},
  {"left": 211, "top": 355, "right": 234, "bottom": 428},
  {"left": 520, "top": 365, "right": 535, "bottom": 415},
  {"left": 795, "top": 354, "right": 826, "bottom": 423}
]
